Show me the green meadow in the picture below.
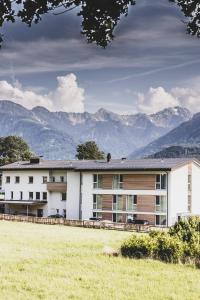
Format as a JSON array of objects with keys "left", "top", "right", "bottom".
[{"left": 0, "top": 221, "right": 199, "bottom": 300}]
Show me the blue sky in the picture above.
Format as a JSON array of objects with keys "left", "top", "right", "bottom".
[{"left": 0, "top": 0, "right": 200, "bottom": 114}]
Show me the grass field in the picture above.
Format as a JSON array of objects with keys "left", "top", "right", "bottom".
[{"left": 0, "top": 222, "right": 200, "bottom": 300}]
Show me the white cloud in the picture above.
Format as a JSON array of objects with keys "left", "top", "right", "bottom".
[
  {"left": 0, "top": 73, "right": 85, "bottom": 112},
  {"left": 135, "top": 77, "right": 200, "bottom": 114},
  {"left": 136, "top": 87, "right": 179, "bottom": 114}
]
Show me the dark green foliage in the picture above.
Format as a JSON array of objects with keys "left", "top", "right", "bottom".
[
  {"left": 0, "top": 136, "right": 33, "bottom": 166},
  {"left": 121, "top": 217, "right": 200, "bottom": 267},
  {"left": 76, "top": 141, "right": 105, "bottom": 160},
  {"left": 121, "top": 234, "right": 155, "bottom": 258},
  {"left": 0, "top": 1, "right": 200, "bottom": 47},
  {"left": 153, "top": 232, "right": 184, "bottom": 263}
]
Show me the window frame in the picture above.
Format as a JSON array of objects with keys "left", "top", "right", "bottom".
[
  {"left": 6, "top": 176, "right": 10, "bottom": 184},
  {"left": 112, "top": 174, "right": 123, "bottom": 189},
  {"left": 61, "top": 192, "right": 67, "bottom": 201},
  {"left": 155, "top": 174, "right": 167, "bottom": 190},
  {"left": 93, "top": 194, "right": 102, "bottom": 210},
  {"left": 15, "top": 176, "right": 20, "bottom": 184},
  {"left": 29, "top": 176, "right": 34, "bottom": 184},
  {"left": 43, "top": 176, "right": 47, "bottom": 184},
  {"left": 93, "top": 174, "right": 103, "bottom": 189},
  {"left": 126, "top": 195, "right": 137, "bottom": 211},
  {"left": 112, "top": 195, "right": 123, "bottom": 211}
]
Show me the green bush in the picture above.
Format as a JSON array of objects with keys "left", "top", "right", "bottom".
[
  {"left": 121, "top": 217, "right": 200, "bottom": 267},
  {"left": 121, "top": 235, "right": 154, "bottom": 259},
  {"left": 153, "top": 233, "right": 184, "bottom": 263}
]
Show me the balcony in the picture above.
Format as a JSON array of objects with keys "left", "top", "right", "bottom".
[
  {"left": 47, "top": 182, "right": 67, "bottom": 192},
  {"left": 0, "top": 199, "right": 47, "bottom": 205}
]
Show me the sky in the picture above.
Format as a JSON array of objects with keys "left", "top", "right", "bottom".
[{"left": 0, "top": 0, "right": 200, "bottom": 114}]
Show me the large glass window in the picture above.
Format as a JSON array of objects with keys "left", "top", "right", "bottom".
[
  {"left": 113, "top": 213, "right": 123, "bottom": 223},
  {"left": 93, "top": 212, "right": 102, "bottom": 219},
  {"left": 126, "top": 195, "right": 137, "bottom": 211},
  {"left": 112, "top": 174, "right": 123, "bottom": 189},
  {"left": 156, "top": 215, "right": 167, "bottom": 226},
  {"left": 155, "top": 196, "right": 167, "bottom": 212},
  {"left": 93, "top": 195, "right": 102, "bottom": 210},
  {"left": 93, "top": 174, "right": 103, "bottom": 189},
  {"left": 113, "top": 195, "right": 123, "bottom": 211},
  {"left": 156, "top": 174, "right": 167, "bottom": 190}
]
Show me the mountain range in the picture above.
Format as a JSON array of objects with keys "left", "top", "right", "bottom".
[
  {"left": 129, "top": 113, "right": 200, "bottom": 158},
  {"left": 0, "top": 100, "right": 192, "bottom": 159}
]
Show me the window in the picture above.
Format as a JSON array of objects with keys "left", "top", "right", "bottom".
[
  {"left": 15, "top": 176, "right": 20, "bottom": 184},
  {"left": 50, "top": 176, "right": 55, "bottom": 183},
  {"left": 93, "top": 212, "right": 102, "bottom": 219},
  {"left": 29, "top": 176, "right": 33, "bottom": 184},
  {"left": 156, "top": 174, "right": 167, "bottom": 190},
  {"left": 11, "top": 191, "right": 13, "bottom": 200},
  {"left": 112, "top": 174, "right": 123, "bottom": 189},
  {"left": 93, "top": 174, "right": 103, "bottom": 189},
  {"left": 93, "top": 195, "right": 102, "bottom": 210},
  {"left": 127, "top": 214, "right": 137, "bottom": 222},
  {"left": 113, "top": 195, "right": 123, "bottom": 211},
  {"left": 29, "top": 192, "right": 33, "bottom": 200},
  {"left": 43, "top": 176, "right": 47, "bottom": 184},
  {"left": 20, "top": 192, "right": 23, "bottom": 200},
  {"left": 6, "top": 176, "right": 10, "bottom": 183},
  {"left": 126, "top": 195, "right": 137, "bottom": 211},
  {"left": 60, "top": 176, "right": 64, "bottom": 183},
  {"left": 113, "top": 213, "right": 123, "bottom": 223},
  {"left": 43, "top": 192, "right": 47, "bottom": 200},
  {"left": 56, "top": 209, "right": 59, "bottom": 214},
  {"left": 188, "top": 195, "right": 192, "bottom": 213},
  {"left": 36, "top": 192, "right": 40, "bottom": 200},
  {"left": 63, "top": 209, "right": 66, "bottom": 218},
  {"left": 156, "top": 215, "right": 167, "bottom": 226},
  {"left": 61, "top": 193, "right": 67, "bottom": 201},
  {"left": 155, "top": 196, "right": 167, "bottom": 212}
]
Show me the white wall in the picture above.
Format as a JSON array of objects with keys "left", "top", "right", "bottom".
[
  {"left": 81, "top": 173, "right": 93, "bottom": 220},
  {"left": 191, "top": 163, "right": 200, "bottom": 214},
  {"left": 66, "top": 171, "right": 80, "bottom": 220},
  {"left": 168, "top": 166, "right": 188, "bottom": 226},
  {"left": 2, "top": 170, "right": 68, "bottom": 217}
]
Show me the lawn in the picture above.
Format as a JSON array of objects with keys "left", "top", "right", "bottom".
[{"left": 0, "top": 222, "right": 200, "bottom": 300}]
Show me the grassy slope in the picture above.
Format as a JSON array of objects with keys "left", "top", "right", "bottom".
[{"left": 0, "top": 222, "right": 199, "bottom": 300}]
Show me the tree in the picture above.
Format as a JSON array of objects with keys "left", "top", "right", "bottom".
[
  {"left": 0, "top": 136, "right": 33, "bottom": 166},
  {"left": 76, "top": 141, "right": 105, "bottom": 160},
  {"left": 0, "top": 0, "right": 199, "bottom": 48}
]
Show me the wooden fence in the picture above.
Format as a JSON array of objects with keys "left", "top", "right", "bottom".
[{"left": 0, "top": 213, "right": 156, "bottom": 232}]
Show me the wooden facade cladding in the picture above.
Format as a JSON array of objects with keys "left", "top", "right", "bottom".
[
  {"left": 137, "top": 196, "right": 155, "bottom": 213},
  {"left": 102, "top": 175, "right": 113, "bottom": 189},
  {"left": 100, "top": 174, "right": 156, "bottom": 190},
  {"left": 101, "top": 194, "right": 156, "bottom": 213},
  {"left": 102, "top": 195, "right": 113, "bottom": 210},
  {"left": 123, "top": 174, "right": 156, "bottom": 190},
  {"left": 47, "top": 183, "right": 67, "bottom": 192}
]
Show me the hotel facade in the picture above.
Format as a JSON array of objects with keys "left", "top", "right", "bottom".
[{"left": 0, "top": 157, "right": 200, "bottom": 226}]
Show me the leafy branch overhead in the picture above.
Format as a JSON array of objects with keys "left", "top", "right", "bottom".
[{"left": 0, "top": 0, "right": 200, "bottom": 47}]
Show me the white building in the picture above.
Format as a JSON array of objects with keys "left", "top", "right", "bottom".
[{"left": 0, "top": 157, "right": 200, "bottom": 226}]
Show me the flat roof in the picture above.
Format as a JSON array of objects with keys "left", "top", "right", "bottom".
[{"left": 0, "top": 158, "right": 198, "bottom": 171}]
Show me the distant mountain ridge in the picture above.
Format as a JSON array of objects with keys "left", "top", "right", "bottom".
[
  {"left": 148, "top": 146, "right": 200, "bottom": 160},
  {"left": 129, "top": 113, "right": 200, "bottom": 159},
  {"left": 0, "top": 100, "right": 192, "bottom": 159}
]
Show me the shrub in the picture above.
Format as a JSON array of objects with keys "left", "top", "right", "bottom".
[
  {"left": 121, "top": 235, "right": 154, "bottom": 259},
  {"left": 153, "top": 233, "right": 184, "bottom": 263},
  {"left": 169, "top": 216, "right": 200, "bottom": 243}
]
